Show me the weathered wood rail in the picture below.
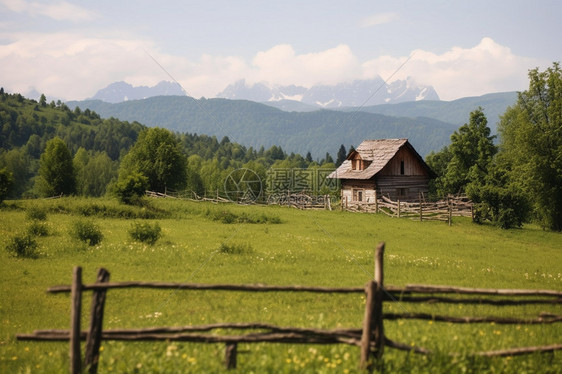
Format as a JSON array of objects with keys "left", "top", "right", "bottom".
[
  {"left": 16, "top": 243, "right": 562, "bottom": 373},
  {"left": 344, "top": 195, "right": 473, "bottom": 225},
  {"left": 267, "top": 193, "right": 333, "bottom": 210}
]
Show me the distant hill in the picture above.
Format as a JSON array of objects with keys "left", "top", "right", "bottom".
[
  {"left": 352, "top": 92, "right": 518, "bottom": 130},
  {"left": 217, "top": 77, "right": 439, "bottom": 108},
  {"left": 67, "top": 96, "right": 456, "bottom": 158},
  {"left": 90, "top": 81, "right": 184, "bottom": 103}
]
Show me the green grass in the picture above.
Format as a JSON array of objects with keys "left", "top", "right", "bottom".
[{"left": 0, "top": 197, "right": 560, "bottom": 373}]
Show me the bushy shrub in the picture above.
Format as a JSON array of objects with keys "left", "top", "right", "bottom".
[
  {"left": 128, "top": 221, "right": 162, "bottom": 245},
  {"left": 6, "top": 233, "right": 38, "bottom": 258},
  {"left": 205, "top": 209, "right": 281, "bottom": 224},
  {"left": 26, "top": 206, "right": 47, "bottom": 221},
  {"left": 27, "top": 221, "right": 49, "bottom": 236},
  {"left": 218, "top": 242, "right": 254, "bottom": 254},
  {"left": 114, "top": 172, "right": 148, "bottom": 205},
  {"left": 71, "top": 220, "right": 103, "bottom": 246}
]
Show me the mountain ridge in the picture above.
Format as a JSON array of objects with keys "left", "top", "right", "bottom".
[{"left": 216, "top": 77, "right": 440, "bottom": 107}]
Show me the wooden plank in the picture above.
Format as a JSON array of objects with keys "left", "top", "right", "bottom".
[
  {"left": 360, "top": 280, "right": 377, "bottom": 371},
  {"left": 48, "top": 282, "right": 365, "bottom": 294},
  {"left": 403, "top": 284, "right": 562, "bottom": 297},
  {"left": 373, "top": 243, "right": 385, "bottom": 364},
  {"left": 383, "top": 312, "right": 562, "bottom": 324},
  {"left": 84, "top": 268, "right": 110, "bottom": 374},
  {"left": 70, "top": 267, "right": 82, "bottom": 374}
]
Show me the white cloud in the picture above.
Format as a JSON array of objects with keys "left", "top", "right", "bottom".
[
  {"left": 0, "top": 0, "right": 96, "bottom": 21},
  {"left": 0, "top": 32, "right": 548, "bottom": 101},
  {"left": 361, "top": 37, "right": 546, "bottom": 100},
  {"left": 360, "top": 12, "right": 399, "bottom": 27},
  {"left": 249, "top": 44, "right": 360, "bottom": 87}
]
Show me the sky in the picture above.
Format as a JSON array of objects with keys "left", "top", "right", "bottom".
[{"left": 0, "top": 0, "right": 560, "bottom": 102}]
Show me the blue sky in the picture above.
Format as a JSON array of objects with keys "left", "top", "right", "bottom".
[{"left": 0, "top": 0, "right": 560, "bottom": 101}]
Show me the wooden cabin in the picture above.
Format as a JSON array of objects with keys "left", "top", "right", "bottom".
[{"left": 328, "top": 139, "right": 435, "bottom": 202}]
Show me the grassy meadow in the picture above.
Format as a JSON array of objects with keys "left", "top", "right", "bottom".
[{"left": 0, "top": 197, "right": 561, "bottom": 373}]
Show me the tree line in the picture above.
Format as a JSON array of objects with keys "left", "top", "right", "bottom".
[
  {"left": 426, "top": 63, "right": 561, "bottom": 231},
  {"left": 0, "top": 89, "right": 342, "bottom": 204}
]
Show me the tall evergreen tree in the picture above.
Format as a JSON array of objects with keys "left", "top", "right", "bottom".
[{"left": 336, "top": 144, "right": 347, "bottom": 167}]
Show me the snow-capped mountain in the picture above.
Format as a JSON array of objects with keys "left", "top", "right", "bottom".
[
  {"left": 90, "top": 81, "right": 184, "bottom": 103},
  {"left": 216, "top": 77, "right": 439, "bottom": 108}
]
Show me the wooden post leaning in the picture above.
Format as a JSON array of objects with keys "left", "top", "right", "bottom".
[
  {"left": 373, "top": 243, "right": 385, "bottom": 362},
  {"left": 70, "top": 267, "right": 82, "bottom": 374},
  {"left": 84, "top": 268, "right": 110, "bottom": 374},
  {"left": 225, "top": 342, "right": 238, "bottom": 369},
  {"left": 360, "top": 242, "right": 385, "bottom": 371}
]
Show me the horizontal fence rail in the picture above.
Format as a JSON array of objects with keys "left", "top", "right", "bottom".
[{"left": 16, "top": 243, "right": 562, "bottom": 373}]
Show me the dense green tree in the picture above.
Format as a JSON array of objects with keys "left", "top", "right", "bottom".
[
  {"left": 497, "top": 63, "right": 562, "bottom": 231},
  {"left": 73, "top": 147, "right": 90, "bottom": 195},
  {"left": 119, "top": 127, "right": 187, "bottom": 193},
  {"left": 36, "top": 137, "right": 76, "bottom": 196},
  {"left": 425, "top": 146, "right": 452, "bottom": 199},
  {"left": 335, "top": 144, "right": 347, "bottom": 167},
  {"left": 0, "top": 167, "right": 13, "bottom": 203},
  {"left": 469, "top": 157, "right": 529, "bottom": 229},
  {"left": 113, "top": 172, "right": 148, "bottom": 205},
  {"left": 0, "top": 148, "right": 33, "bottom": 197},
  {"left": 428, "top": 108, "right": 497, "bottom": 197},
  {"left": 39, "top": 94, "right": 47, "bottom": 107},
  {"left": 83, "top": 152, "right": 117, "bottom": 196},
  {"left": 185, "top": 154, "right": 205, "bottom": 196}
]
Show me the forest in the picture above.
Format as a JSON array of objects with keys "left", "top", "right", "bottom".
[{"left": 0, "top": 89, "right": 340, "bottom": 202}]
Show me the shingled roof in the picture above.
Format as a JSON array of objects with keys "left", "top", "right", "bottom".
[{"left": 328, "top": 138, "right": 432, "bottom": 180}]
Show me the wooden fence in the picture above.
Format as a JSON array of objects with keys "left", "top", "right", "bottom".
[
  {"left": 16, "top": 243, "right": 562, "bottom": 373},
  {"left": 344, "top": 195, "right": 473, "bottom": 225},
  {"left": 267, "top": 193, "right": 333, "bottom": 210}
]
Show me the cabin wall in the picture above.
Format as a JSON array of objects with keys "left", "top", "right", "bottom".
[
  {"left": 341, "top": 180, "right": 377, "bottom": 203},
  {"left": 379, "top": 148, "right": 429, "bottom": 176},
  {"left": 375, "top": 175, "right": 430, "bottom": 201}
]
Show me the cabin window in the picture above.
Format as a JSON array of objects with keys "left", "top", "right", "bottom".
[
  {"left": 352, "top": 159, "right": 358, "bottom": 170},
  {"left": 396, "top": 188, "right": 407, "bottom": 198},
  {"left": 353, "top": 189, "right": 364, "bottom": 202},
  {"left": 400, "top": 160, "right": 405, "bottom": 175}
]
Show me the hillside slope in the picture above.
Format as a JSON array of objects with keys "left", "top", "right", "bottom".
[{"left": 68, "top": 96, "right": 456, "bottom": 157}]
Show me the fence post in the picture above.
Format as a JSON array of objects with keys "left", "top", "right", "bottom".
[
  {"left": 360, "top": 280, "right": 377, "bottom": 371},
  {"left": 448, "top": 197, "right": 452, "bottom": 226},
  {"left": 397, "top": 199, "right": 401, "bottom": 218},
  {"left": 374, "top": 190, "right": 379, "bottom": 214},
  {"left": 84, "top": 268, "right": 110, "bottom": 374},
  {"left": 419, "top": 193, "right": 423, "bottom": 222},
  {"left": 225, "top": 342, "right": 238, "bottom": 369},
  {"left": 373, "top": 242, "right": 385, "bottom": 363},
  {"left": 70, "top": 266, "right": 82, "bottom": 374},
  {"left": 360, "top": 242, "right": 385, "bottom": 372}
]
